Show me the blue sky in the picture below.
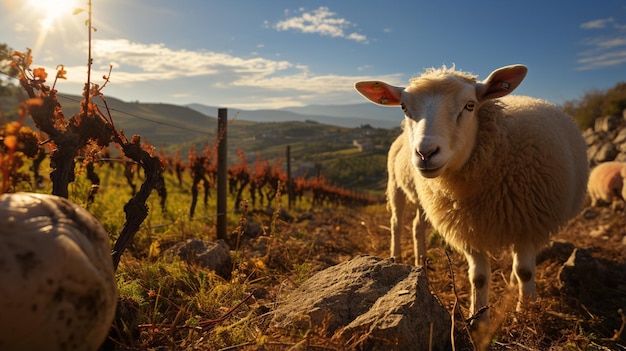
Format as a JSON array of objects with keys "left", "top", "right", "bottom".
[{"left": 1, "top": 0, "right": 625, "bottom": 110}]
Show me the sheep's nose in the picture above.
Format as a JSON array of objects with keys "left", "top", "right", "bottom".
[{"left": 416, "top": 147, "right": 439, "bottom": 161}]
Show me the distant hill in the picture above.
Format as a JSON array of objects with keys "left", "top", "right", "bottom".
[
  {"left": 2, "top": 88, "right": 401, "bottom": 135},
  {"left": 280, "top": 103, "right": 402, "bottom": 123},
  {"left": 186, "top": 103, "right": 402, "bottom": 129},
  {"left": 1, "top": 90, "right": 401, "bottom": 153},
  {"left": 52, "top": 94, "right": 218, "bottom": 148}
]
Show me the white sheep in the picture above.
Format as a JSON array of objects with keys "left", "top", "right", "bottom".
[
  {"left": 0, "top": 192, "right": 117, "bottom": 351},
  {"left": 355, "top": 65, "right": 588, "bottom": 324},
  {"left": 587, "top": 161, "right": 626, "bottom": 209}
]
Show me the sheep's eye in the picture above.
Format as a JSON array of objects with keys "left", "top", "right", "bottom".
[
  {"left": 464, "top": 101, "right": 476, "bottom": 112},
  {"left": 401, "top": 103, "right": 412, "bottom": 118}
]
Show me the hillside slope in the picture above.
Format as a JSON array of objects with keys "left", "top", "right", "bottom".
[{"left": 187, "top": 102, "right": 400, "bottom": 129}]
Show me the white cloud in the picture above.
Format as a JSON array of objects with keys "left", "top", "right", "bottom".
[
  {"left": 577, "top": 50, "right": 626, "bottom": 70},
  {"left": 43, "top": 38, "right": 401, "bottom": 106},
  {"left": 590, "top": 37, "right": 626, "bottom": 49},
  {"left": 82, "top": 39, "right": 294, "bottom": 83},
  {"left": 580, "top": 18, "right": 614, "bottom": 29},
  {"left": 577, "top": 17, "right": 626, "bottom": 70},
  {"left": 13, "top": 23, "right": 26, "bottom": 32},
  {"left": 273, "top": 6, "right": 368, "bottom": 44},
  {"left": 346, "top": 32, "right": 367, "bottom": 42}
]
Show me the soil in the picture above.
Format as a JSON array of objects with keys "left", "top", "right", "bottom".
[
  {"left": 251, "top": 202, "right": 626, "bottom": 350},
  {"left": 109, "top": 201, "right": 625, "bottom": 350}
]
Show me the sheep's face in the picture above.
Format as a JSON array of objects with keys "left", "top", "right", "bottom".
[
  {"left": 401, "top": 78, "right": 479, "bottom": 178},
  {"left": 355, "top": 65, "right": 528, "bottom": 178}
]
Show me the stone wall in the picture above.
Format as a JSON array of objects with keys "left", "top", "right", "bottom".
[{"left": 584, "top": 109, "right": 626, "bottom": 167}]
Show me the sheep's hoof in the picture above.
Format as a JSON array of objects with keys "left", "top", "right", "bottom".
[
  {"left": 0, "top": 192, "right": 117, "bottom": 351},
  {"left": 468, "top": 319, "right": 492, "bottom": 350}
]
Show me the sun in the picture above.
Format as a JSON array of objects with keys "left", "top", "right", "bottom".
[
  {"left": 28, "top": 0, "right": 80, "bottom": 30},
  {"left": 26, "top": 0, "right": 83, "bottom": 54}
]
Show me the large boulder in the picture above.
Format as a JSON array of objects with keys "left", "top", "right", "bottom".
[
  {"left": 557, "top": 247, "right": 626, "bottom": 316},
  {"left": 271, "top": 255, "right": 451, "bottom": 350},
  {"left": 558, "top": 248, "right": 607, "bottom": 296},
  {"left": 594, "top": 143, "right": 619, "bottom": 163},
  {"left": 594, "top": 114, "right": 623, "bottom": 134},
  {"left": 0, "top": 193, "right": 117, "bottom": 351}
]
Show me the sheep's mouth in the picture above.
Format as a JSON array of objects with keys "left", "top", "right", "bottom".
[
  {"left": 414, "top": 155, "right": 445, "bottom": 178},
  {"left": 417, "top": 165, "right": 443, "bottom": 178}
]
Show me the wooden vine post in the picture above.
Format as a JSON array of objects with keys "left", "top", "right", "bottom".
[
  {"left": 216, "top": 108, "right": 228, "bottom": 241},
  {"left": 286, "top": 145, "right": 293, "bottom": 209}
]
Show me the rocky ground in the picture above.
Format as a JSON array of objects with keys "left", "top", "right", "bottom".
[
  {"left": 244, "top": 201, "right": 626, "bottom": 350},
  {"left": 108, "top": 196, "right": 625, "bottom": 350}
]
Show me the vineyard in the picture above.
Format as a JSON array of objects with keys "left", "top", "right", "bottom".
[
  {"left": 1, "top": 8, "right": 625, "bottom": 350},
  {"left": 0, "top": 41, "right": 400, "bottom": 349}
]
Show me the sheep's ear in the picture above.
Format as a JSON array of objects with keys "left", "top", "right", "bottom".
[
  {"left": 475, "top": 65, "right": 528, "bottom": 101},
  {"left": 354, "top": 81, "right": 404, "bottom": 106}
]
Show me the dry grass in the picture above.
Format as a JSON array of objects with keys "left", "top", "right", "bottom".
[{"left": 104, "top": 195, "right": 625, "bottom": 350}]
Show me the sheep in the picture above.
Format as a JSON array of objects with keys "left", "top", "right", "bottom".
[
  {"left": 355, "top": 65, "right": 588, "bottom": 324},
  {"left": 0, "top": 192, "right": 117, "bottom": 351},
  {"left": 587, "top": 161, "right": 626, "bottom": 210}
]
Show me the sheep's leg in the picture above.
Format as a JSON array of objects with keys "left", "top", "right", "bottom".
[
  {"left": 412, "top": 205, "right": 428, "bottom": 266},
  {"left": 465, "top": 250, "right": 491, "bottom": 322},
  {"left": 512, "top": 243, "right": 537, "bottom": 311},
  {"left": 388, "top": 188, "right": 406, "bottom": 264}
]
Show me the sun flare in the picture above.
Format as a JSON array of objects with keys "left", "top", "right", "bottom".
[
  {"left": 29, "top": 0, "right": 80, "bottom": 30},
  {"left": 26, "top": 0, "right": 84, "bottom": 54}
]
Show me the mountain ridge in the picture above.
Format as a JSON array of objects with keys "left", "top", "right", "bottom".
[{"left": 186, "top": 102, "right": 401, "bottom": 129}]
